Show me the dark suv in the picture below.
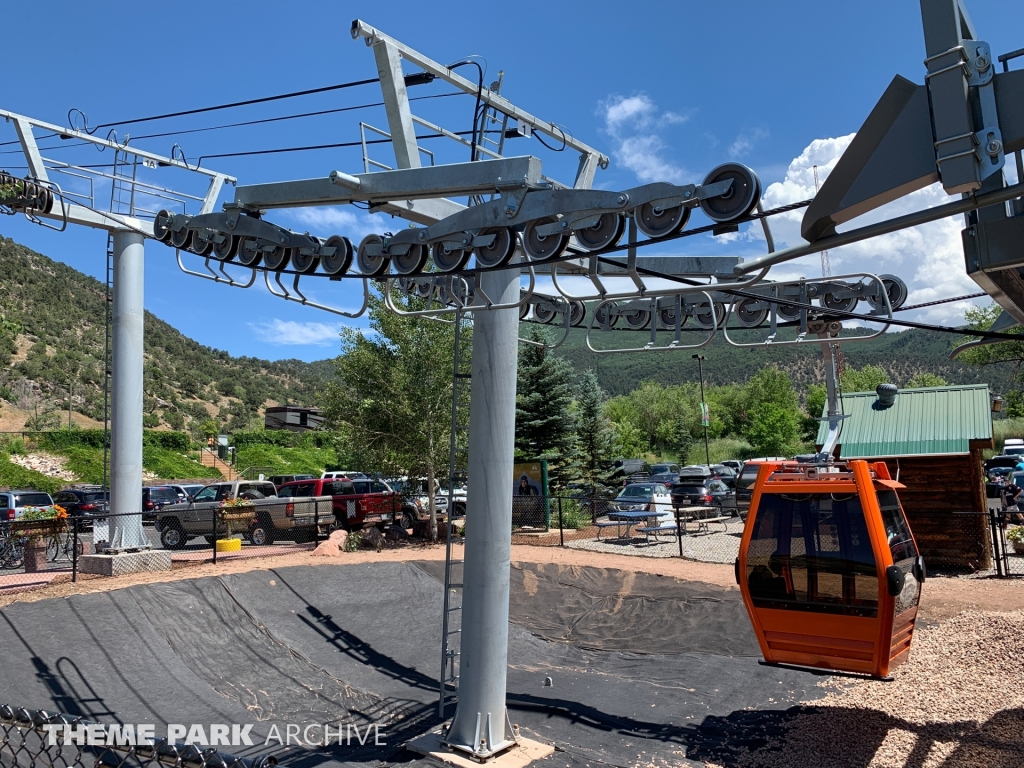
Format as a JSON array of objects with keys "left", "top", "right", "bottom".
[
  {"left": 53, "top": 488, "right": 109, "bottom": 519},
  {"left": 670, "top": 481, "right": 735, "bottom": 512},
  {"left": 142, "top": 486, "right": 180, "bottom": 519}
]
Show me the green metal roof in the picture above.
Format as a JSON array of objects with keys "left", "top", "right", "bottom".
[{"left": 816, "top": 384, "right": 993, "bottom": 458}]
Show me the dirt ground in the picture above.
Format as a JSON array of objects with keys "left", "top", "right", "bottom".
[{"left": 1, "top": 541, "right": 1021, "bottom": 620}]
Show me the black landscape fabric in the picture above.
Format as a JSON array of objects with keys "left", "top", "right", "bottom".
[{"left": 0, "top": 562, "right": 825, "bottom": 767}]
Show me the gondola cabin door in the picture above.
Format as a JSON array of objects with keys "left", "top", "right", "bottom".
[{"left": 737, "top": 460, "right": 925, "bottom": 678}]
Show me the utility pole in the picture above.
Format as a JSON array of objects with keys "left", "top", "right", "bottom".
[{"left": 692, "top": 354, "right": 710, "bottom": 467}]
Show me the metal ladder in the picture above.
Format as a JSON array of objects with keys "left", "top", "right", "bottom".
[
  {"left": 439, "top": 308, "right": 472, "bottom": 717},
  {"left": 101, "top": 232, "right": 113, "bottom": 488}
]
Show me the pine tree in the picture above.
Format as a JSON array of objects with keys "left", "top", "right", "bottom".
[
  {"left": 574, "top": 370, "right": 615, "bottom": 486},
  {"left": 515, "top": 327, "right": 578, "bottom": 490}
]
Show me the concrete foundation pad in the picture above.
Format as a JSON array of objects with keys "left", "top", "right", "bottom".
[
  {"left": 407, "top": 731, "right": 554, "bottom": 768},
  {"left": 78, "top": 550, "right": 172, "bottom": 577}
]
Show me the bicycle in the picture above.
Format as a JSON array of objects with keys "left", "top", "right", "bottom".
[
  {"left": 0, "top": 532, "right": 26, "bottom": 570},
  {"left": 45, "top": 527, "right": 83, "bottom": 563}
]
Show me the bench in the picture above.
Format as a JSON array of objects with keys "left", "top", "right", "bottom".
[
  {"left": 595, "top": 520, "right": 626, "bottom": 539},
  {"left": 676, "top": 510, "right": 730, "bottom": 535},
  {"left": 635, "top": 522, "right": 678, "bottom": 544}
]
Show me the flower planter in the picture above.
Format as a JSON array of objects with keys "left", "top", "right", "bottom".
[
  {"left": 23, "top": 543, "right": 47, "bottom": 573},
  {"left": 218, "top": 510, "right": 256, "bottom": 524},
  {"left": 10, "top": 519, "right": 66, "bottom": 539},
  {"left": 215, "top": 538, "right": 242, "bottom": 553}
]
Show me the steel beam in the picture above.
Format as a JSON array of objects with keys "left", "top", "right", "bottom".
[
  {"left": 373, "top": 40, "right": 422, "bottom": 170},
  {"left": 446, "top": 261, "right": 520, "bottom": 760},
  {"left": 351, "top": 20, "right": 608, "bottom": 168},
  {"left": 107, "top": 230, "right": 150, "bottom": 551},
  {"left": 232, "top": 156, "right": 541, "bottom": 210}
]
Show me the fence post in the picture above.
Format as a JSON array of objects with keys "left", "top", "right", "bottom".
[
  {"left": 211, "top": 507, "right": 218, "bottom": 564},
  {"left": 72, "top": 516, "right": 79, "bottom": 583},
  {"left": 676, "top": 506, "right": 683, "bottom": 558},
  {"left": 558, "top": 497, "right": 564, "bottom": 547}
]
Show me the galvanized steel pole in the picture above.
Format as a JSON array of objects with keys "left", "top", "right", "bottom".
[
  {"left": 107, "top": 230, "right": 149, "bottom": 551},
  {"left": 446, "top": 263, "right": 519, "bottom": 759}
]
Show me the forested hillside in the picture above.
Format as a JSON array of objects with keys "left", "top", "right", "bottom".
[{"left": 0, "top": 237, "right": 330, "bottom": 433}]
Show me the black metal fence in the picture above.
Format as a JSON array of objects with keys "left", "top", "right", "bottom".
[
  {"left": 0, "top": 706, "right": 275, "bottom": 768},
  {"left": 989, "top": 508, "right": 1024, "bottom": 577},
  {"left": 0, "top": 499, "right": 337, "bottom": 595}
]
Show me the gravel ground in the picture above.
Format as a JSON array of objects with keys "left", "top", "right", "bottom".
[
  {"left": 566, "top": 518, "right": 744, "bottom": 563},
  {"left": 703, "top": 609, "right": 1024, "bottom": 768}
]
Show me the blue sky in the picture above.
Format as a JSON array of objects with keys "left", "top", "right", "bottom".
[{"left": 1, "top": 0, "right": 1020, "bottom": 361}]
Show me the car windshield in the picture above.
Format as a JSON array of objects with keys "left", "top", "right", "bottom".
[
  {"left": 193, "top": 487, "right": 218, "bottom": 502},
  {"left": 674, "top": 485, "right": 707, "bottom": 495},
  {"left": 619, "top": 485, "right": 654, "bottom": 498},
  {"left": 150, "top": 488, "right": 178, "bottom": 503},
  {"left": 15, "top": 493, "right": 52, "bottom": 507}
]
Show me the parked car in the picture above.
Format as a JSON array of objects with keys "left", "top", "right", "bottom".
[
  {"left": 670, "top": 480, "right": 736, "bottom": 513},
  {"left": 564, "top": 483, "right": 614, "bottom": 518},
  {"left": 269, "top": 474, "right": 315, "bottom": 487},
  {"left": 321, "top": 470, "right": 368, "bottom": 480},
  {"left": 611, "top": 483, "right": 673, "bottom": 515},
  {"left": 721, "top": 459, "right": 744, "bottom": 473},
  {"left": 648, "top": 472, "right": 680, "bottom": 486},
  {"left": 735, "top": 458, "right": 790, "bottom": 518},
  {"left": 649, "top": 463, "right": 680, "bottom": 476},
  {"left": 277, "top": 477, "right": 404, "bottom": 530},
  {"left": 0, "top": 490, "right": 55, "bottom": 524},
  {"left": 679, "top": 464, "right": 738, "bottom": 488},
  {"left": 1003, "top": 438, "right": 1024, "bottom": 457},
  {"left": 53, "top": 488, "right": 109, "bottom": 519},
  {"left": 175, "top": 483, "right": 205, "bottom": 501},
  {"left": 610, "top": 459, "right": 650, "bottom": 484},
  {"left": 142, "top": 486, "right": 181, "bottom": 519}
]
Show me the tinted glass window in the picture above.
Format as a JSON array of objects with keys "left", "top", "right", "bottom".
[
  {"left": 85, "top": 493, "right": 107, "bottom": 503},
  {"left": 371, "top": 481, "right": 388, "bottom": 493},
  {"left": 289, "top": 483, "right": 315, "bottom": 498},
  {"left": 353, "top": 481, "right": 371, "bottom": 494},
  {"left": 621, "top": 485, "right": 654, "bottom": 497},
  {"left": 54, "top": 492, "right": 75, "bottom": 503},
  {"left": 276, "top": 486, "right": 296, "bottom": 498},
  {"left": 260, "top": 484, "right": 277, "bottom": 497},
  {"left": 193, "top": 487, "right": 217, "bottom": 502},
  {"left": 877, "top": 489, "right": 921, "bottom": 615},
  {"left": 746, "top": 493, "right": 878, "bottom": 617},
  {"left": 674, "top": 485, "right": 707, "bottom": 495},
  {"left": 150, "top": 488, "right": 178, "bottom": 503},
  {"left": 15, "top": 493, "right": 53, "bottom": 508}
]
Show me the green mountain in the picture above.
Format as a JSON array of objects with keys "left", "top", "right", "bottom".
[
  {"left": 0, "top": 237, "right": 332, "bottom": 433},
  {"left": 549, "top": 321, "right": 1013, "bottom": 398}
]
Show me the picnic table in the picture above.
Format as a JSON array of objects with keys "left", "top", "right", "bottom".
[
  {"left": 674, "top": 505, "right": 732, "bottom": 535},
  {"left": 597, "top": 509, "right": 674, "bottom": 542}
]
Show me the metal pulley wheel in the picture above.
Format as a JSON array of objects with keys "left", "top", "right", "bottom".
[
  {"left": 635, "top": 202, "right": 690, "bottom": 239},
  {"left": 621, "top": 307, "right": 652, "bottom": 330},
  {"left": 290, "top": 246, "right": 321, "bottom": 274},
  {"left": 413, "top": 279, "right": 434, "bottom": 299},
  {"left": 390, "top": 243, "right": 429, "bottom": 275},
  {"left": 357, "top": 234, "right": 389, "bottom": 277},
  {"left": 569, "top": 300, "right": 586, "bottom": 327},
  {"left": 522, "top": 217, "right": 568, "bottom": 261},
  {"left": 698, "top": 163, "right": 761, "bottom": 223},
  {"left": 474, "top": 227, "right": 516, "bottom": 268},
  {"left": 261, "top": 244, "right": 289, "bottom": 271},
  {"left": 320, "top": 235, "right": 353, "bottom": 276},
  {"left": 532, "top": 304, "right": 557, "bottom": 324},
  {"left": 693, "top": 301, "right": 726, "bottom": 329},
  {"left": 867, "top": 274, "right": 908, "bottom": 311},
  {"left": 153, "top": 210, "right": 173, "bottom": 242},
  {"left": 820, "top": 292, "right": 858, "bottom": 313},
  {"left": 733, "top": 298, "right": 769, "bottom": 328},
  {"left": 775, "top": 299, "right": 803, "bottom": 322},
  {"left": 574, "top": 213, "right": 625, "bottom": 252},
  {"left": 192, "top": 229, "right": 214, "bottom": 256},
  {"left": 658, "top": 306, "right": 688, "bottom": 330},
  {"left": 432, "top": 241, "right": 471, "bottom": 273},
  {"left": 594, "top": 302, "right": 619, "bottom": 328},
  {"left": 213, "top": 234, "right": 239, "bottom": 261},
  {"left": 519, "top": 295, "right": 531, "bottom": 321},
  {"left": 169, "top": 226, "right": 193, "bottom": 250}
]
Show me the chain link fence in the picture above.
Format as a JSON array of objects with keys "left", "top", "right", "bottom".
[
  {"left": 0, "top": 499, "right": 337, "bottom": 596},
  {"left": 0, "top": 706, "right": 274, "bottom": 768}
]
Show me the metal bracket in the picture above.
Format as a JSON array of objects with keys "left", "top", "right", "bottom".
[
  {"left": 263, "top": 271, "right": 369, "bottom": 318},
  {"left": 175, "top": 249, "right": 257, "bottom": 289}
]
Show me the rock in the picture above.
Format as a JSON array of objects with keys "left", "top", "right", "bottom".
[
  {"left": 359, "top": 526, "right": 386, "bottom": 551},
  {"left": 310, "top": 528, "right": 347, "bottom": 557},
  {"left": 384, "top": 524, "right": 409, "bottom": 543}
]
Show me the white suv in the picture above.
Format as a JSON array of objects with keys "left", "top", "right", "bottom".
[{"left": 0, "top": 490, "right": 55, "bottom": 523}]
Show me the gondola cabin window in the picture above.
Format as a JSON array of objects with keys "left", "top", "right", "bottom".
[
  {"left": 746, "top": 493, "right": 879, "bottom": 617},
  {"left": 877, "top": 489, "right": 921, "bottom": 615}
]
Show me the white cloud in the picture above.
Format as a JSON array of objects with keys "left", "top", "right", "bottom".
[
  {"left": 729, "top": 127, "right": 769, "bottom": 158},
  {"left": 749, "top": 133, "right": 988, "bottom": 326},
  {"left": 285, "top": 206, "right": 382, "bottom": 244},
  {"left": 248, "top": 318, "right": 346, "bottom": 347},
  {"left": 599, "top": 94, "right": 688, "bottom": 183}
]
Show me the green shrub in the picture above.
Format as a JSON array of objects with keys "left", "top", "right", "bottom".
[
  {"left": 143, "top": 414, "right": 160, "bottom": 428},
  {"left": 994, "top": 418, "right": 1024, "bottom": 453},
  {"left": 38, "top": 429, "right": 106, "bottom": 451},
  {"left": 0, "top": 455, "right": 62, "bottom": 494},
  {"left": 142, "top": 446, "right": 219, "bottom": 481},
  {"left": 143, "top": 431, "right": 190, "bottom": 452},
  {"left": 556, "top": 498, "right": 591, "bottom": 530},
  {"left": 685, "top": 437, "right": 755, "bottom": 465},
  {"left": 344, "top": 530, "right": 362, "bottom": 552}
]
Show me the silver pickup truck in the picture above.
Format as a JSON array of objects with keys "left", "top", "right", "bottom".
[{"left": 155, "top": 480, "right": 333, "bottom": 549}]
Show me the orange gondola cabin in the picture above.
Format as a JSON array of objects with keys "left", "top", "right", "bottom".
[{"left": 737, "top": 459, "right": 926, "bottom": 678}]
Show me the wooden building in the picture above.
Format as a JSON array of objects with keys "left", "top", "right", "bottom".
[{"left": 817, "top": 384, "right": 995, "bottom": 570}]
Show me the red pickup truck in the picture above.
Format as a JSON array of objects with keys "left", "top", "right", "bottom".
[{"left": 276, "top": 477, "right": 402, "bottom": 530}]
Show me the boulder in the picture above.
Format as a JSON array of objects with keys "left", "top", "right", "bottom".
[
  {"left": 359, "top": 526, "right": 386, "bottom": 551},
  {"left": 311, "top": 528, "right": 348, "bottom": 557},
  {"left": 384, "top": 524, "right": 409, "bottom": 543}
]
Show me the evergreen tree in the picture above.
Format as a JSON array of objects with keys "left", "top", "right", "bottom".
[
  {"left": 575, "top": 370, "right": 616, "bottom": 486},
  {"left": 515, "top": 327, "right": 577, "bottom": 489}
]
